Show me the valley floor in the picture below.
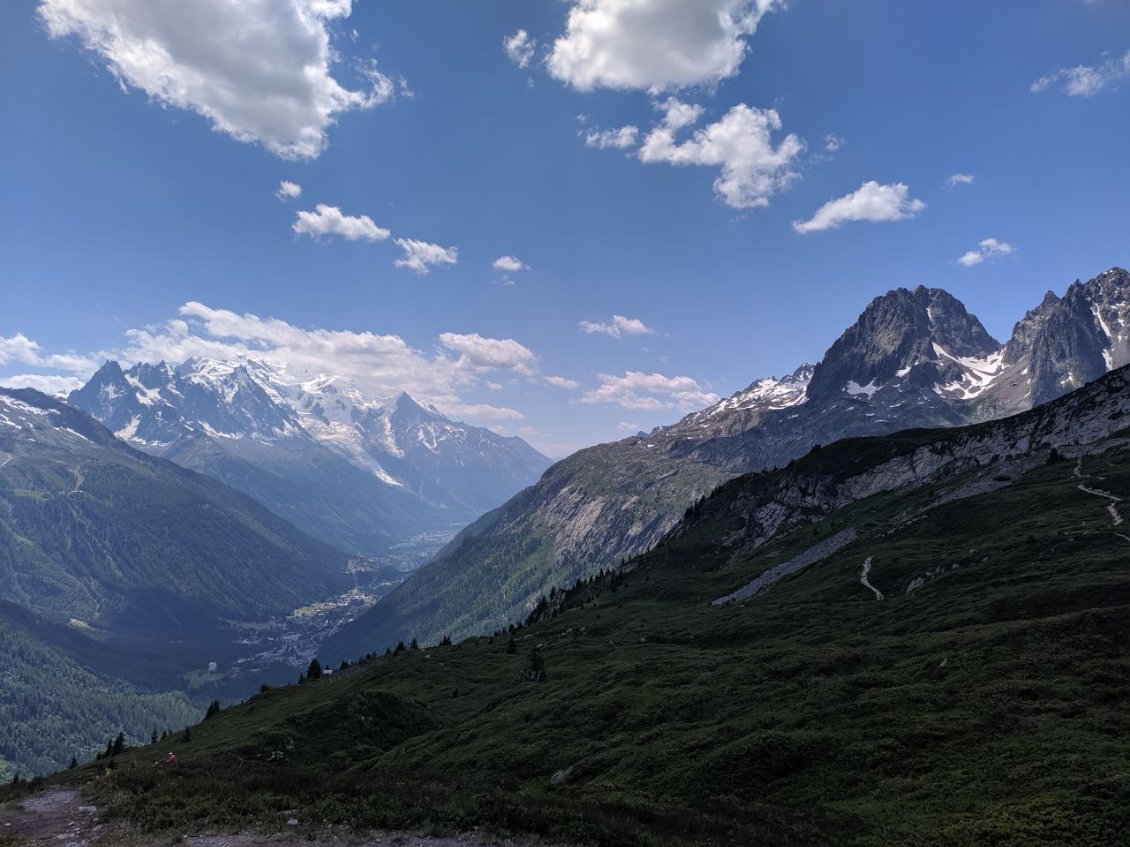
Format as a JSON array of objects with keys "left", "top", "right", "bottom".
[{"left": 0, "top": 787, "right": 551, "bottom": 847}]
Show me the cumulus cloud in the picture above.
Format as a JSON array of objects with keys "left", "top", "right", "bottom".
[
  {"left": 493, "top": 255, "right": 529, "bottom": 273},
  {"left": 124, "top": 303, "right": 533, "bottom": 421},
  {"left": 580, "top": 371, "right": 720, "bottom": 411},
  {"left": 823, "top": 134, "right": 844, "bottom": 153},
  {"left": 438, "top": 332, "right": 536, "bottom": 375},
  {"left": 617, "top": 421, "right": 641, "bottom": 432},
  {"left": 0, "top": 374, "right": 87, "bottom": 395},
  {"left": 957, "top": 238, "right": 1014, "bottom": 267},
  {"left": 792, "top": 181, "right": 926, "bottom": 234},
  {"left": 504, "top": 29, "right": 536, "bottom": 69},
  {"left": 394, "top": 239, "right": 458, "bottom": 275},
  {"left": 584, "top": 125, "right": 639, "bottom": 149},
  {"left": 579, "top": 315, "right": 655, "bottom": 339},
  {"left": 276, "top": 180, "right": 303, "bottom": 201},
  {"left": 545, "top": 375, "right": 579, "bottom": 390},
  {"left": 638, "top": 98, "right": 803, "bottom": 209},
  {"left": 547, "top": 0, "right": 782, "bottom": 91},
  {"left": 293, "top": 204, "right": 390, "bottom": 242},
  {"left": 948, "top": 173, "right": 975, "bottom": 188},
  {"left": 38, "top": 0, "right": 396, "bottom": 160},
  {"left": 0, "top": 333, "right": 100, "bottom": 375},
  {"left": 1031, "top": 50, "right": 1130, "bottom": 97}
]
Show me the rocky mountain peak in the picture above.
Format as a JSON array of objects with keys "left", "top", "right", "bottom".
[{"left": 806, "top": 285, "right": 998, "bottom": 403}]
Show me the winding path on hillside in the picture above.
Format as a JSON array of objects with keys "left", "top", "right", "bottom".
[
  {"left": 860, "top": 556, "right": 884, "bottom": 601},
  {"left": 0, "top": 786, "right": 550, "bottom": 847},
  {"left": 1075, "top": 458, "right": 1125, "bottom": 528}
]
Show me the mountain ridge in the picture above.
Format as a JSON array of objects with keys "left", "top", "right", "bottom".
[
  {"left": 69, "top": 357, "right": 551, "bottom": 555},
  {"left": 325, "top": 265, "right": 1130, "bottom": 658}
]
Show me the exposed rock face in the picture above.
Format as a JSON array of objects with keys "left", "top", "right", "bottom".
[
  {"left": 681, "top": 364, "right": 1130, "bottom": 563},
  {"left": 806, "top": 286, "right": 999, "bottom": 404},
  {"left": 69, "top": 358, "right": 550, "bottom": 554},
  {"left": 326, "top": 267, "right": 1130, "bottom": 656},
  {"left": 994, "top": 268, "right": 1130, "bottom": 411}
]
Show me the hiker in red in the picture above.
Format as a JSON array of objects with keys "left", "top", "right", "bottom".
[{"left": 165, "top": 752, "right": 177, "bottom": 765}]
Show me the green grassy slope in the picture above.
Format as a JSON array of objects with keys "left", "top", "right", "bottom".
[
  {"left": 0, "top": 389, "right": 350, "bottom": 635},
  {"left": 61, "top": 419, "right": 1130, "bottom": 845}
]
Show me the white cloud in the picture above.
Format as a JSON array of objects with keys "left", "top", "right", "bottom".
[
  {"left": 1031, "top": 50, "right": 1130, "bottom": 97},
  {"left": 438, "top": 332, "right": 536, "bottom": 375},
  {"left": 545, "top": 375, "right": 579, "bottom": 390},
  {"left": 493, "top": 255, "right": 529, "bottom": 273},
  {"left": 948, "top": 173, "right": 975, "bottom": 188},
  {"left": 0, "top": 374, "right": 86, "bottom": 395},
  {"left": 547, "top": 0, "right": 782, "bottom": 92},
  {"left": 0, "top": 333, "right": 100, "bottom": 375},
  {"left": 638, "top": 98, "right": 804, "bottom": 209},
  {"left": 276, "top": 180, "right": 303, "bottom": 201},
  {"left": 38, "top": 0, "right": 395, "bottom": 160},
  {"left": 957, "top": 237, "right": 1014, "bottom": 267},
  {"left": 123, "top": 303, "right": 532, "bottom": 421},
  {"left": 293, "top": 204, "right": 390, "bottom": 242},
  {"left": 580, "top": 371, "right": 720, "bottom": 411},
  {"left": 579, "top": 315, "right": 655, "bottom": 339},
  {"left": 793, "top": 181, "right": 926, "bottom": 234},
  {"left": 584, "top": 125, "right": 639, "bottom": 149},
  {"left": 823, "top": 134, "right": 844, "bottom": 153},
  {"left": 617, "top": 420, "right": 640, "bottom": 432},
  {"left": 504, "top": 29, "right": 536, "bottom": 69},
  {"left": 394, "top": 239, "right": 458, "bottom": 275}
]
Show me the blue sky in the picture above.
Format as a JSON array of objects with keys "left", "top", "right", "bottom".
[{"left": 1, "top": 0, "right": 1128, "bottom": 455}]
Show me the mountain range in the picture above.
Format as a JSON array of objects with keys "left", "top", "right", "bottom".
[
  {"left": 80, "top": 358, "right": 1130, "bottom": 846},
  {"left": 69, "top": 358, "right": 551, "bottom": 556},
  {"left": 326, "top": 266, "right": 1130, "bottom": 657}
]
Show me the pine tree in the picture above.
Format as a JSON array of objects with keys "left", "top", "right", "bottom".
[
  {"left": 151, "top": 728, "right": 159, "bottom": 745},
  {"left": 410, "top": 638, "right": 419, "bottom": 650},
  {"left": 204, "top": 699, "right": 221, "bottom": 720},
  {"left": 307, "top": 658, "right": 323, "bottom": 680},
  {"left": 506, "top": 635, "right": 517, "bottom": 655},
  {"left": 111, "top": 732, "right": 126, "bottom": 755},
  {"left": 182, "top": 726, "right": 192, "bottom": 742}
]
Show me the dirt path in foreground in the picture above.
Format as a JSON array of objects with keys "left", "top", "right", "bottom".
[{"left": 0, "top": 787, "right": 548, "bottom": 847}]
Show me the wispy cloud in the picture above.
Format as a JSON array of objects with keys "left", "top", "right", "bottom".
[
  {"left": 957, "top": 238, "right": 1014, "bottom": 267},
  {"left": 579, "top": 315, "right": 655, "bottom": 339},
  {"left": 503, "top": 29, "right": 536, "bottom": 69},
  {"left": 394, "top": 239, "right": 458, "bottom": 275},
  {"left": 580, "top": 371, "right": 719, "bottom": 411},
  {"left": 584, "top": 126, "right": 639, "bottom": 150},
  {"left": 947, "top": 173, "right": 975, "bottom": 188},
  {"left": 1031, "top": 50, "right": 1130, "bottom": 97},
  {"left": 793, "top": 181, "right": 925, "bottom": 234}
]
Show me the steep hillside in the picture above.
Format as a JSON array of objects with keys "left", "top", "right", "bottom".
[
  {"left": 69, "top": 359, "right": 550, "bottom": 554},
  {"left": 75, "top": 365, "right": 1130, "bottom": 847},
  {"left": 0, "top": 387, "right": 349, "bottom": 636},
  {"left": 327, "top": 267, "right": 1130, "bottom": 656},
  {"left": 0, "top": 601, "right": 199, "bottom": 780}
]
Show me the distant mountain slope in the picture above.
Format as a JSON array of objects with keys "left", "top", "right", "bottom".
[
  {"left": 326, "top": 267, "right": 1130, "bottom": 656},
  {"left": 69, "top": 359, "right": 551, "bottom": 555},
  {"left": 0, "top": 387, "right": 349, "bottom": 637},
  {"left": 0, "top": 600, "right": 198, "bottom": 780},
  {"left": 92, "top": 365, "right": 1130, "bottom": 846}
]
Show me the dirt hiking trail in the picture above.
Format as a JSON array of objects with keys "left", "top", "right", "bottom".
[{"left": 0, "top": 787, "right": 549, "bottom": 847}]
